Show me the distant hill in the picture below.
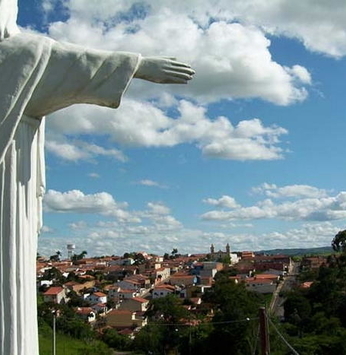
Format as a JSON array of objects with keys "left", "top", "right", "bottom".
[{"left": 255, "top": 246, "right": 333, "bottom": 256}]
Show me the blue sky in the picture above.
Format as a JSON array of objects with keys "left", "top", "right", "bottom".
[{"left": 17, "top": 0, "right": 346, "bottom": 258}]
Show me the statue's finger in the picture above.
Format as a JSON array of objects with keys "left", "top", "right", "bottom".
[
  {"left": 163, "top": 70, "right": 194, "bottom": 82},
  {"left": 164, "top": 65, "right": 195, "bottom": 76},
  {"left": 161, "top": 56, "right": 177, "bottom": 60}
]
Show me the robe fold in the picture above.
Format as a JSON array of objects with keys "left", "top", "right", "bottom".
[{"left": 0, "top": 33, "right": 141, "bottom": 354}]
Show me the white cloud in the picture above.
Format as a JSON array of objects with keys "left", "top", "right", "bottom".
[
  {"left": 43, "top": 189, "right": 136, "bottom": 221},
  {"left": 257, "top": 222, "right": 340, "bottom": 250},
  {"left": 38, "top": 218, "right": 338, "bottom": 258},
  {"left": 202, "top": 187, "right": 346, "bottom": 222},
  {"left": 42, "top": 0, "right": 311, "bottom": 106},
  {"left": 229, "top": 0, "right": 346, "bottom": 58},
  {"left": 88, "top": 172, "right": 100, "bottom": 178},
  {"left": 41, "top": 225, "right": 54, "bottom": 233},
  {"left": 203, "top": 195, "right": 240, "bottom": 209},
  {"left": 47, "top": 100, "right": 288, "bottom": 161},
  {"left": 69, "top": 221, "right": 88, "bottom": 229},
  {"left": 146, "top": 202, "right": 170, "bottom": 215},
  {"left": 135, "top": 179, "right": 167, "bottom": 188},
  {"left": 252, "top": 183, "right": 329, "bottom": 199},
  {"left": 45, "top": 136, "right": 127, "bottom": 162}
]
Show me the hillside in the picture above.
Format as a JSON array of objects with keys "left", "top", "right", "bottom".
[{"left": 256, "top": 246, "right": 332, "bottom": 256}]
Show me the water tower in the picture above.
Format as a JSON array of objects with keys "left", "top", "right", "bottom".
[{"left": 67, "top": 243, "right": 75, "bottom": 259}]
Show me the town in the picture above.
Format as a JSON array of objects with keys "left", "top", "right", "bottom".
[{"left": 36, "top": 242, "right": 329, "bottom": 354}]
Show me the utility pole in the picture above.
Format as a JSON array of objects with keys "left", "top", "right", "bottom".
[
  {"left": 259, "top": 307, "right": 270, "bottom": 355},
  {"left": 52, "top": 310, "right": 56, "bottom": 355}
]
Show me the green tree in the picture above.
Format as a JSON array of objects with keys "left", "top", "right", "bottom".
[
  {"left": 101, "top": 328, "right": 131, "bottom": 350},
  {"left": 139, "top": 294, "right": 192, "bottom": 354},
  {"left": 49, "top": 251, "right": 61, "bottom": 262},
  {"left": 332, "top": 230, "right": 346, "bottom": 253},
  {"left": 72, "top": 250, "right": 88, "bottom": 262},
  {"left": 202, "top": 275, "right": 263, "bottom": 354},
  {"left": 41, "top": 267, "right": 64, "bottom": 284}
]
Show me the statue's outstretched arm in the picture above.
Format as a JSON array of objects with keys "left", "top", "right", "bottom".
[{"left": 134, "top": 57, "right": 195, "bottom": 84}]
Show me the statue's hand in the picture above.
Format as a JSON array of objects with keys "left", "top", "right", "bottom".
[{"left": 134, "top": 56, "right": 195, "bottom": 84}]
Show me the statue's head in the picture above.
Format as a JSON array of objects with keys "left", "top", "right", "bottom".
[{"left": 0, "top": 0, "right": 20, "bottom": 41}]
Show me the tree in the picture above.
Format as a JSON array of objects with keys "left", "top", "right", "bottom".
[
  {"left": 141, "top": 294, "right": 192, "bottom": 354},
  {"left": 202, "top": 275, "right": 263, "bottom": 354},
  {"left": 332, "top": 230, "right": 346, "bottom": 253},
  {"left": 49, "top": 251, "right": 61, "bottom": 262},
  {"left": 101, "top": 328, "right": 131, "bottom": 351},
  {"left": 72, "top": 250, "right": 88, "bottom": 262},
  {"left": 163, "top": 252, "right": 170, "bottom": 260},
  {"left": 41, "top": 267, "right": 64, "bottom": 284}
]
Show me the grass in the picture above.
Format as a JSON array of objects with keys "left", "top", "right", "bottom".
[{"left": 38, "top": 323, "right": 112, "bottom": 355}]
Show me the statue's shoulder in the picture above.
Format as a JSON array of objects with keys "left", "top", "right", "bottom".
[{"left": 0, "top": 33, "right": 54, "bottom": 59}]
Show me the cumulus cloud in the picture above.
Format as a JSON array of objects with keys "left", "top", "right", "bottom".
[
  {"left": 252, "top": 183, "right": 329, "bottom": 199},
  {"left": 43, "top": 189, "right": 137, "bottom": 222},
  {"left": 40, "top": 0, "right": 312, "bottom": 106},
  {"left": 45, "top": 136, "right": 127, "bottom": 162},
  {"left": 257, "top": 222, "right": 341, "bottom": 250},
  {"left": 203, "top": 195, "right": 240, "bottom": 209},
  {"left": 33, "top": 0, "right": 324, "bottom": 164},
  {"left": 202, "top": 186, "right": 346, "bottom": 222},
  {"left": 146, "top": 202, "right": 170, "bottom": 215},
  {"left": 135, "top": 179, "right": 167, "bottom": 188},
  {"left": 41, "top": 225, "right": 54, "bottom": 233},
  {"left": 38, "top": 218, "right": 339, "bottom": 258},
  {"left": 47, "top": 100, "right": 288, "bottom": 161},
  {"left": 228, "top": 0, "right": 346, "bottom": 58},
  {"left": 69, "top": 221, "right": 88, "bottom": 229}
]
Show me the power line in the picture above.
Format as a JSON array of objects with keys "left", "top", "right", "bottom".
[
  {"left": 252, "top": 325, "right": 260, "bottom": 355},
  {"left": 146, "top": 316, "right": 259, "bottom": 327},
  {"left": 266, "top": 313, "right": 300, "bottom": 355}
]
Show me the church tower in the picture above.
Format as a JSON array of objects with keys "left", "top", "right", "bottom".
[
  {"left": 226, "top": 243, "right": 231, "bottom": 255},
  {"left": 210, "top": 244, "right": 215, "bottom": 254}
]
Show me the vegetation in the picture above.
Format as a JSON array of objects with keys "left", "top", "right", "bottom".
[
  {"left": 269, "top": 229, "right": 346, "bottom": 354},
  {"left": 71, "top": 250, "right": 88, "bottom": 262},
  {"left": 39, "top": 238, "right": 346, "bottom": 354},
  {"left": 132, "top": 273, "right": 266, "bottom": 355},
  {"left": 38, "top": 321, "right": 112, "bottom": 355}
]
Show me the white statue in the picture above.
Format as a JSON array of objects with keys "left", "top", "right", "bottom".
[{"left": 0, "top": 1, "right": 194, "bottom": 353}]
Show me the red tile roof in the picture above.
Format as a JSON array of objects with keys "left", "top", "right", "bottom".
[
  {"left": 132, "top": 297, "right": 148, "bottom": 303},
  {"left": 44, "top": 286, "right": 64, "bottom": 295},
  {"left": 93, "top": 292, "right": 106, "bottom": 297}
]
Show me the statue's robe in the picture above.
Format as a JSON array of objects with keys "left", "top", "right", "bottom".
[{"left": 0, "top": 33, "right": 140, "bottom": 355}]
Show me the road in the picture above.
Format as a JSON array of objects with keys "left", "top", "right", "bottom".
[{"left": 269, "top": 261, "right": 300, "bottom": 319}]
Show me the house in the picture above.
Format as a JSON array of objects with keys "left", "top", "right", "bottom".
[
  {"left": 254, "top": 255, "right": 291, "bottom": 273},
  {"left": 75, "top": 307, "right": 96, "bottom": 323},
  {"left": 64, "top": 279, "right": 95, "bottom": 294},
  {"left": 170, "top": 273, "right": 197, "bottom": 287},
  {"left": 117, "top": 279, "right": 141, "bottom": 292},
  {"left": 120, "top": 297, "right": 149, "bottom": 312},
  {"left": 125, "top": 274, "right": 151, "bottom": 289},
  {"left": 233, "top": 260, "right": 255, "bottom": 278},
  {"left": 106, "top": 309, "right": 147, "bottom": 329},
  {"left": 91, "top": 303, "right": 108, "bottom": 315},
  {"left": 254, "top": 273, "right": 280, "bottom": 282},
  {"left": 301, "top": 256, "right": 327, "bottom": 271},
  {"left": 108, "top": 286, "right": 138, "bottom": 300},
  {"left": 43, "top": 286, "right": 68, "bottom": 304},
  {"left": 241, "top": 251, "right": 255, "bottom": 259},
  {"left": 154, "top": 267, "right": 171, "bottom": 283},
  {"left": 152, "top": 284, "right": 177, "bottom": 299},
  {"left": 244, "top": 278, "right": 276, "bottom": 294},
  {"left": 86, "top": 291, "right": 107, "bottom": 304}
]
